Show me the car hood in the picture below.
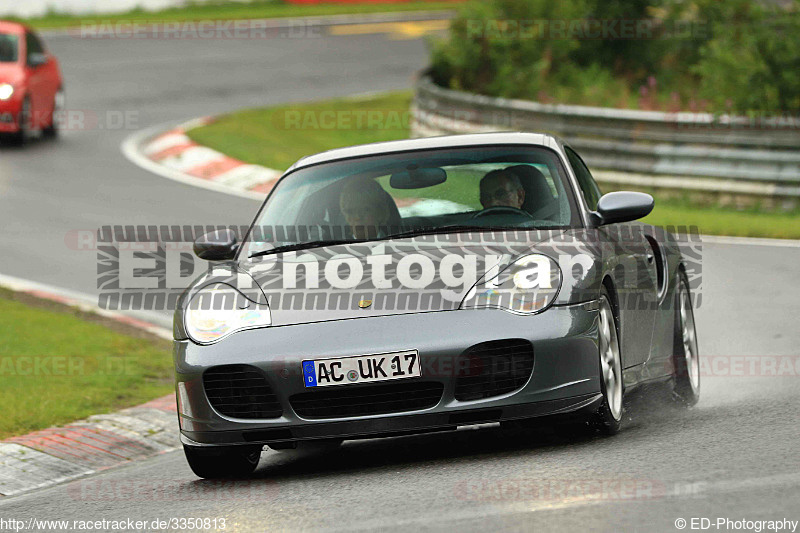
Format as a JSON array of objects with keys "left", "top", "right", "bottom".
[{"left": 223, "top": 229, "right": 582, "bottom": 327}]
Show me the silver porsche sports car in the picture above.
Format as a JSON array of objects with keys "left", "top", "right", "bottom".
[{"left": 174, "top": 133, "right": 700, "bottom": 479}]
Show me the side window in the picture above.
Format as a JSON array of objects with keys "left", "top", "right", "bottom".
[
  {"left": 25, "top": 31, "right": 44, "bottom": 62},
  {"left": 565, "top": 147, "right": 602, "bottom": 211}
]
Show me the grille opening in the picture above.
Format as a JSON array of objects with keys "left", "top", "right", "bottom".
[
  {"left": 454, "top": 339, "right": 534, "bottom": 401},
  {"left": 290, "top": 381, "right": 444, "bottom": 419},
  {"left": 203, "top": 364, "right": 283, "bottom": 419}
]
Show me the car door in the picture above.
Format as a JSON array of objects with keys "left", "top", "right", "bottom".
[
  {"left": 565, "top": 146, "right": 658, "bottom": 369},
  {"left": 24, "top": 31, "right": 49, "bottom": 127}
]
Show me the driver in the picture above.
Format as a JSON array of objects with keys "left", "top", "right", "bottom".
[
  {"left": 479, "top": 169, "right": 526, "bottom": 210},
  {"left": 339, "top": 177, "right": 393, "bottom": 240}
]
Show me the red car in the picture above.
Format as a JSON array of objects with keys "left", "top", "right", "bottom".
[{"left": 0, "top": 21, "right": 63, "bottom": 144}]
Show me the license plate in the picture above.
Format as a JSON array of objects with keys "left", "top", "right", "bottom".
[{"left": 302, "top": 350, "right": 420, "bottom": 388}]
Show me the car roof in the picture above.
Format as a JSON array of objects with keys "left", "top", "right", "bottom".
[
  {"left": 0, "top": 21, "right": 27, "bottom": 34},
  {"left": 286, "top": 132, "right": 566, "bottom": 172}
]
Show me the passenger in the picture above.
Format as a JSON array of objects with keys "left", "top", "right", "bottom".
[{"left": 479, "top": 169, "right": 526, "bottom": 210}]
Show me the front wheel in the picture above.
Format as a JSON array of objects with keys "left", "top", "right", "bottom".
[
  {"left": 183, "top": 444, "right": 262, "bottom": 479},
  {"left": 590, "top": 289, "right": 624, "bottom": 435},
  {"left": 8, "top": 96, "right": 31, "bottom": 146},
  {"left": 42, "top": 88, "right": 64, "bottom": 139}
]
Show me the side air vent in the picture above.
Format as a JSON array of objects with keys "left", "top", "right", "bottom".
[{"left": 645, "top": 234, "right": 667, "bottom": 301}]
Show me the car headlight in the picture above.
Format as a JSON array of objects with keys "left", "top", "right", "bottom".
[
  {"left": 461, "top": 254, "right": 562, "bottom": 315},
  {"left": 0, "top": 84, "right": 14, "bottom": 101},
  {"left": 184, "top": 283, "right": 271, "bottom": 344}
]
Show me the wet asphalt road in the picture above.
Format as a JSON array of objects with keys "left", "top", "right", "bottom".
[
  {"left": 0, "top": 21, "right": 799, "bottom": 533},
  {"left": 0, "top": 24, "right": 430, "bottom": 325}
]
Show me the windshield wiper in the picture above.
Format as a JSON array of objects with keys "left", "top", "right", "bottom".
[
  {"left": 247, "top": 225, "right": 533, "bottom": 258},
  {"left": 248, "top": 239, "right": 358, "bottom": 258},
  {"left": 380, "top": 225, "right": 515, "bottom": 241}
]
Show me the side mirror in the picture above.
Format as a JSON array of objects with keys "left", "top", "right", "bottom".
[
  {"left": 592, "top": 191, "right": 654, "bottom": 226},
  {"left": 27, "top": 53, "right": 47, "bottom": 68},
  {"left": 194, "top": 229, "right": 238, "bottom": 261}
]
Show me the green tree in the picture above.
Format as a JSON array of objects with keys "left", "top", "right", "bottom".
[
  {"left": 429, "top": 0, "right": 800, "bottom": 114},
  {"left": 692, "top": 1, "right": 800, "bottom": 114}
]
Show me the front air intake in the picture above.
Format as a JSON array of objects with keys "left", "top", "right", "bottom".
[
  {"left": 290, "top": 381, "right": 444, "bottom": 419},
  {"left": 203, "top": 364, "right": 283, "bottom": 419},
  {"left": 454, "top": 339, "right": 534, "bottom": 401}
]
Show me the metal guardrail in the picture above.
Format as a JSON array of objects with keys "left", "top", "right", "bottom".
[{"left": 411, "top": 76, "right": 800, "bottom": 200}]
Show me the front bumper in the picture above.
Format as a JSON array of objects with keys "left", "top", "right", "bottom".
[
  {"left": 0, "top": 98, "right": 21, "bottom": 133},
  {"left": 175, "top": 302, "right": 601, "bottom": 447}
]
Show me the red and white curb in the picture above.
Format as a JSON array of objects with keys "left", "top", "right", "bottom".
[
  {"left": 0, "top": 274, "right": 177, "bottom": 497},
  {"left": 121, "top": 117, "right": 282, "bottom": 201}
]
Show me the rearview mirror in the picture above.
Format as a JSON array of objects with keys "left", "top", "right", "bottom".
[
  {"left": 27, "top": 53, "right": 47, "bottom": 68},
  {"left": 193, "top": 229, "right": 238, "bottom": 261},
  {"left": 593, "top": 191, "right": 654, "bottom": 226},
  {"left": 390, "top": 167, "right": 446, "bottom": 189}
]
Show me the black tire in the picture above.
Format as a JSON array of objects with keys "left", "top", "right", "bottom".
[
  {"left": 183, "top": 444, "right": 262, "bottom": 479},
  {"left": 8, "top": 96, "right": 31, "bottom": 146},
  {"left": 42, "top": 88, "right": 64, "bottom": 139},
  {"left": 671, "top": 272, "right": 700, "bottom": 406},
  {"left": 590, "top": 286, "right": 623, "bottom": 435}
]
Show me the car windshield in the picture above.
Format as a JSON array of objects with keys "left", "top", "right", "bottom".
[
  {"left": 243, "top": 145, "right": 579, "bottom": 257},
  {"left": 0, "top": 33, "right": 18, "bottom": 63}
]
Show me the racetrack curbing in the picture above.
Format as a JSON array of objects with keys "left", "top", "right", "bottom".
[
  {"left": 123, "top": 116, "right": 282, "bottom": 201},
  {"left": 0, "top": 276, "right": 178, "bottom": 498}
]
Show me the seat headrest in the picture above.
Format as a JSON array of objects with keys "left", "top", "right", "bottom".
[
  {"left": 378, "top": 187, "right": 402, "bottom": 226},
  {"left": 505, "top": 165, "right": 556, "bottom": 214}
]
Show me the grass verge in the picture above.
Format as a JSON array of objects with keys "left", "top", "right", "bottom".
[
  {"left": 187, "top": 91, "right": 413, "bottom": 171},
  {"left": 641, "top": 201, "right": 800, "bottom": 240},
  {"left": 0, "top": 288, "right": 173, "bottom": 439},
  {"left": 17, "top": 1, "right": 459, "bottom": 30},
  {"left": 186, "top": 91, "right": 800, "bottom": 239}
]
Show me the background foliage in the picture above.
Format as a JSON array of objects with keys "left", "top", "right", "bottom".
[{"left": 429, "top": 0, "right": 800, "bottom": 114}]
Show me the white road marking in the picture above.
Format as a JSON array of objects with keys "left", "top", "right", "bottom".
[
  {"left": 699, "top": 235, "right": 800, "bottom": 248},
  {"left": 120, "top": 121, "right": 265, "bottom": 202},
  {"left": 159, "top": 145, "right": 226, "bottom": 172},
  {"left": 142, "top": 132, "right": 192, "bottom": 156}
]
